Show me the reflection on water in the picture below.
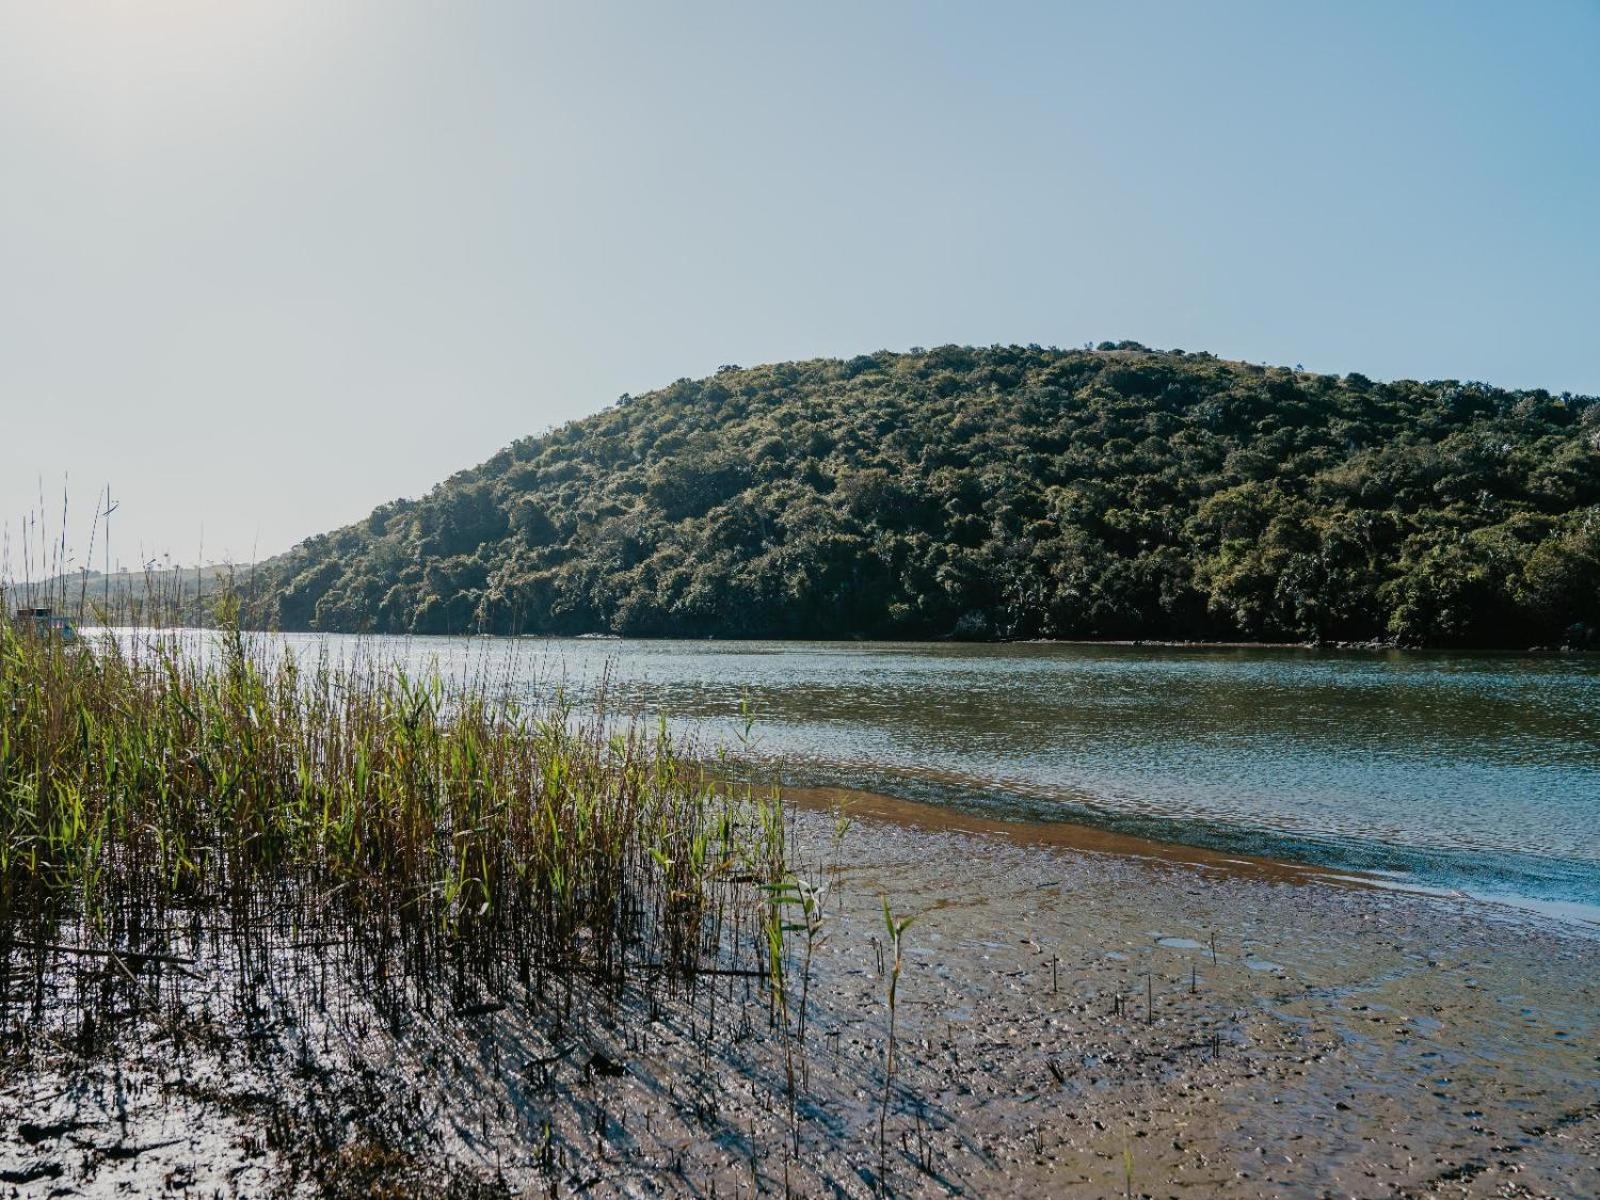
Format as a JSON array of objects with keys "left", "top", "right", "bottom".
[{"left": 101, "top": 632, "right": 1600, "bottom": 920}]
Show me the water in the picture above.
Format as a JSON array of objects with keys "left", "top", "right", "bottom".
[{"left": 110, "top": 632, "right": 1600, "bottom": 924}]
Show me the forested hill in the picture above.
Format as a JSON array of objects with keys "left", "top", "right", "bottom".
[{"left": 248, "top": 345, "right": 1600, "bottom": 648}]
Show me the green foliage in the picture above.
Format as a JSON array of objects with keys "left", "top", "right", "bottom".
[{"left": 248, "top": 346, "right": 1600, "bottom": 648}]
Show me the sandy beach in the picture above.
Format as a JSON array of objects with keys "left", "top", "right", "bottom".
[{"left": 3, "top": 796, "right": 1596, "bottom": 1199}]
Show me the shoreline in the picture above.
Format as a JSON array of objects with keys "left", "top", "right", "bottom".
[
  {"left": 780, "top": 780, "right": 1600, "bottom": 934},
  {"left": 781, "top": 781, "right": 1390, "bottom": 891},
  {"left": 80, "top": 624, "right": 1599, "bottom": 655},
  {"left": 4, "top": 802, "right": 1596, "bottom": 1196}
]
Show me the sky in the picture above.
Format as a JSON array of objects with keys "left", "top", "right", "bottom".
[{"left": 3, "top": 0, "right": 1598, "bottom": 571}]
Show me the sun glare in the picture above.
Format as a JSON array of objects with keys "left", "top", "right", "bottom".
[{"left": 0, "top": 1, "right": 363, "bottom": 153}]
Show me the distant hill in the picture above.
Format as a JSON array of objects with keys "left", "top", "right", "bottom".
[
  {"left": 10, "top": 565, "right": 242, "bottom": 625},
  {"left": 246, "top": 344, "right": 1600, "bottom": 648}
]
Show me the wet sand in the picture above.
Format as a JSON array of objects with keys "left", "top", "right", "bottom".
[
  {"left": 781, "top": 783, "right": 1395, "bottom": 889},
  {"left": 3, "top": 802, "right": 1596, "bottom": 1198}
]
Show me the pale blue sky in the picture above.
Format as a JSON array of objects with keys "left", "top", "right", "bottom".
[{"left": 3, "top": 1, "right": 1597, "bottom": 567}]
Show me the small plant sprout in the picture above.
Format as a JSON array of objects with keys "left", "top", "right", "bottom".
[{"left": 877, "top": 896, "right": 916, "bottom": 1186}]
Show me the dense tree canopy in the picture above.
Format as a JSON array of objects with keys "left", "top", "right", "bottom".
[{"left": 248, "top": 345, "right": 1600, "bottom": 648}]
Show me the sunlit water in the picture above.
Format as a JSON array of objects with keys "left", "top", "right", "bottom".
[{"left": 100, "top": 631, "right": 1600, "bottom": 924}]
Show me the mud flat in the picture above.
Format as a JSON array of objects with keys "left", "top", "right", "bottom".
[{"left": 3, "top": 801, "right": 1596, "bottom": 1198}]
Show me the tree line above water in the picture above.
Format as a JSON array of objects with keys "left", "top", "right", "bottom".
[{"left": 246, "top": 344, "right": 1600, "bottom": 648}]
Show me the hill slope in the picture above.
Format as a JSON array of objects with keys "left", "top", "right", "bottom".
[{"left": 249, "top": 345, "right": 1600, "bottom": 647}]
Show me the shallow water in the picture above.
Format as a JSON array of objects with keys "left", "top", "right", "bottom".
[{"left": 103, "top": 632, "right": 1600, "bottom": 922}]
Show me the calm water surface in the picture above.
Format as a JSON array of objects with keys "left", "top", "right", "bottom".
[{"left": 130, "top": 633, "right": 1600, "bottom": 923}]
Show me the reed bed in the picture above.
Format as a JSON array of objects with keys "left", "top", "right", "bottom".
[{"left": 0, "top": 611, "right": 792, "bottom": 1059}]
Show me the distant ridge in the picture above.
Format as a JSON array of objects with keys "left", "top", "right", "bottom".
[
  {"left": 15, "top": 564, "right": 240, "bottom": 627},
  {"left": 246, "top": 344, "right": 1600, "bottom": 648}
]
